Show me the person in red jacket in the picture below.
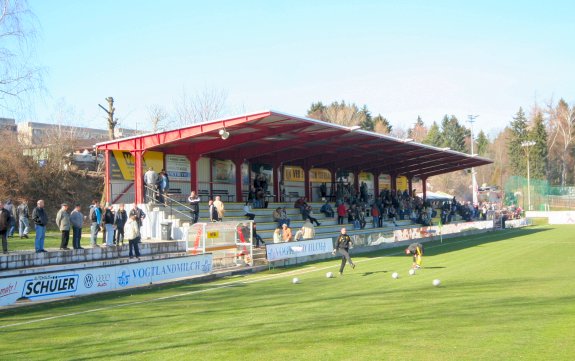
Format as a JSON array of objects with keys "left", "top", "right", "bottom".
[{"left": 337, "top": 202, "right": 347, "bottom": 225}]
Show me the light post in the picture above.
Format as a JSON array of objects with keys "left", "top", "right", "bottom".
[
  {"left": 521, "top": 140, "right": 536, "bottom": 211},
  {"left": 468, "top": 115, "right": 479, "bottom": 205}
]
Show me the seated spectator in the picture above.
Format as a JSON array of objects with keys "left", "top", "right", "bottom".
[
  {"left": 273, "top": 227, "right": 282, "bottom": 243},
  {"left": 294, "top": 197, "right": 306, "bottom": 210},
  {"left": 281, "top": 223, "right": 292, "bottom": 242},
  {"left": 302, "top": 204, "right": 321, "bottom": 226},
  {"left": 388, "top": 205, "right": 398, "bottom": 227},
  {"left": 243, "top": 202, "right": 256, "bottom": 220},
  {"left": 252, "top": 222, "right": 265, "bottom": 248},
  {"left": 293, "top": 229, "right": 304, "bottom": 242},
  {"left": 273, "top": 207, "right": 290, "bottom": 228},
  {"left": 301, "top": 219, "right": 315, "bottom": 239},
  {"left": 320, "top": 199, "right": 334, "bottom": 218}
]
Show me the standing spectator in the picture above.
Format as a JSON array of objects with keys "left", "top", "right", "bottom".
[
  {"left": 158, "top": 169, "right": 170, "bottom": 204},
  {"left": 124, "top": 214, "right": 141, "bottom": 260},
  {"left": 371, "top": 203, "right": 380, "bottom": 228},
  {"left": 208, "top": 200, "right": 219, "bottom": 222},
  {"left": 337, "top": 202, "right": 347, "bottom": 225},
  {"left": 55, "top": 203, "right": 71, "bottom": 250},
  {"left": 114, "top": 204, "right": 128, "bottom": 245},
  {"left": 89, "top": 200, "right": 102, "bottom": 247},
  {"left": 4, "top": 199, "right": 16, "bottom": 237},
  {"left": 16, "top": 199, "right": 30, "bottom": 239},
  {"left": 332, "top": 227, "right": 356, "bottom": 275},
  {"left": 69, "top": 203, "right": 84, "bottom": 250},
  {"left": 187, "top": 191, "right": 200, "bottom": 224},
  {"left": 143, "top": 167, "right": 159, "bottom": 203},
  {"left": 213, "top": 195, "right": 225, "bottom": 221},
  {"left": 31, "top": 200, "right": 48, "bottom": 253},
  {"left": 243, "top": 202, "right": 256, "bottom": 220},
  {"left": 0, "top": 201, "right": 11, "bottom": 254},
  {"left": 129, "top": 203, "right": 146, "bottom": 238},
  {"left": 281, "top": 223, "right": 292, "bottom": 242},
  {"left": 102, "top": 203, "right": 115, "bottom": 246}
]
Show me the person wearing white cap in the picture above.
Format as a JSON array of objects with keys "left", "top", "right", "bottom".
[{"left": 56, "top": 203, "right": 71, "bottom": 250}]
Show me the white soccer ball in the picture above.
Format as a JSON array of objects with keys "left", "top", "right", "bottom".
[
  {"left": 292, "top": 277, "right": 300, "bottom": 284},
  {"left": 326, "top": 272, "right": 334, "bottom": 278},
  {"left": 433, "top": 279, "right": 441, "bottom": 287},
  {"left": 408, "top": 269, "right": 416, "bottom": 276},
  {"left": 392, "top": 272, "right": 399, "bottom": 279}
]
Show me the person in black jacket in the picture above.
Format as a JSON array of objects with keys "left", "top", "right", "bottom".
[
  {"left": 188, "top": 191, "right": 200, "bottom": 224},
  {"left": 114, "top": 204, "right": 128, "bottom": 245},
  {"left": 332, "top": 227, "right": 356, "bottom": 275},
  {"left": 0, "top": 201, "right": 12, "bottom": 254},
  {"left": 31, "top": 200, "right": 48, "bottom": 253}
]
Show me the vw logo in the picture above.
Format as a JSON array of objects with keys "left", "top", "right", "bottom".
[{"left": 84, "top": 274, "right": 94, "bottom": 288}]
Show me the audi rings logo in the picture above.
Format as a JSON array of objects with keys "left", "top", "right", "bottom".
[{"left": 84, "top": 274, "right": 94, "bottom": 288}]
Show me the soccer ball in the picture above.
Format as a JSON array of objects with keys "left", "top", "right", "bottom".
[
  {"left": 392, "top": 272, "right": 399, "bottom": 279},
  {"left": 408, "top": 269, "right": 415, "bottom": 276},
  {"left": 326, "top": 272, "right": 334, "bottom": 278},
  {"left": 292, "top": 277, "right": 300, "bottom": 284},
  {"left": 433, "top": 279, "right": 441, "bottom": 287}
]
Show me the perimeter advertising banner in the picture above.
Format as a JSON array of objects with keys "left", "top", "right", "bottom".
[
  {"left": 165, "top": 154, "right": 191, "bottom": 182},
  {"left": 110, "top": 151, "right": 164, "bottom": 180},
  {"left": 0, "top": 254, "right": 212, "bottom": 307},
  {"left": 266, "top": 238, "right": 333, "bottom": 262}
]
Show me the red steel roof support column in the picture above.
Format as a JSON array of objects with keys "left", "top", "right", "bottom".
[
  {"left": 373, "top": 171, "right": 380, "bottom": 201},
  {"left": 104, "top": 150, "right": 111, "bottom": 204},
  {"left": 303, "top": 164, "right": 310, "bottom": 201},
  {"left": 422, "top": 177, "right": 428, "bottom": 202},
  {"left": 390, "top": 174, "right": 397, "bottom": 192},
  {"left": 133, "top": 150, "right": 143, "bottom": 204},
  {"left": 187, "top": 154, "right": 199, "bottom": 194},
  {"left": 234, "top": 159, "right": 243, "bottom": 202},
  {"left": 272, "top": 162, "right": 280, "bottom": 203},
  {"left": 408, "top": 176, "right": 413, "bottom": 197}
]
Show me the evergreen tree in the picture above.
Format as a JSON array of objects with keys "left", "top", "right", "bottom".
[
  {"left": 441, "top": 115, "right": 467, "bottom": 152},
  {"left": 373, "top": 114, "right": 392, "bottom": 134},
  {"left": 508, "top": 107, "right": 529, "bottom": 176},
  {"left": 307, "top": 101, "right": 327, "bottom": 120},
  {"left": 475, "top": 130, "right": 489, "bottom": 156},
  {"left": 359, "top": 105, "right": 374, "bottom": 131},
  {"left": 529, "top": 111, "right": 548, "bottom": 180},
  {"left": 423, "top": 121, "right": 443, "bottom": 146}
]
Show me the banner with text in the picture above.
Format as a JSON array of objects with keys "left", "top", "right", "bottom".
[
  {"left": 0, "top": 254, "right": 212, "bottom": 307},
  {"left": 266, "top": 238, "right": 333, "bottom": 262},
  {"left": 110, "top": 150, "right": 164, "bottom": 181},
  {"left": 283, "top": 166, "right": 331, "bottom": 183}
]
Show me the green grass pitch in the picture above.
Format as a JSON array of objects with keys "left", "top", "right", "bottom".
[{"left": 1, "top": 224, "right": 574, "bottom": 360}]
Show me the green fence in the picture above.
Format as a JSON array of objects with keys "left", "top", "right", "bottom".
[{"left": 504, "top": 176, "right": 575, "bottom": 211}]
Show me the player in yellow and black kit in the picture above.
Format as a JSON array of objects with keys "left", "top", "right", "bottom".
[
  {"left": 405, "top": 242, "right": 424, "bottom": 269},
  {"left": 332, "top": 227, "right": 356, "bottom": 275}
]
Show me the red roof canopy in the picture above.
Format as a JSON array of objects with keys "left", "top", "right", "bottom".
[{"left": 95, "top": 110, "right": 492, "bottom": 179}]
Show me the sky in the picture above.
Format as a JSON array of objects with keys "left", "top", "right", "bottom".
[{"left": 14, "top": 0, "right": 575, "bottom": 137}]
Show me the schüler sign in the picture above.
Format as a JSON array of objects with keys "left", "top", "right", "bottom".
[
  {"left": 266, "top": 238, "right": 333, "bottom": 262},
  {"left": 0, "top": 254, "right": 212, "bottom": 307}
]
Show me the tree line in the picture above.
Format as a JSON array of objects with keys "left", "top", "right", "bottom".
[{"left": 306, "top": 99, "right": 575, "bottom": 194}]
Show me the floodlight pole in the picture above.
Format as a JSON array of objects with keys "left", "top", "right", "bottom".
[
  {"left": 468, "top": 115, "right": 479, "bottom": 205},
  {"left": 521, "top": 141, "right": 536, "bottom": 211}
]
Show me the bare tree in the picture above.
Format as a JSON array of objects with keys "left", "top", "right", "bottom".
[
  {"left": 147, "top": 104, "right": 170, "bottom": 133},
  {"left": 0, "top": 0, "right": 43, "bottom": 112},
  {"left": 174, "top": 86, "right": 228, "bottom": 126},
  {"left": 322, "top": 101, "right": 366, "bottom": 127},
  {"left": 546, "top": 99, "right": 575, "bottom": 186}
]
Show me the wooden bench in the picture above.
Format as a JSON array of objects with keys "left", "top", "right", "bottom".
[
  {"left": 166, "top": 188, "right": 187, "bottom": 202},
  {"left": 211, "top": 189, "right": 234, "bottom": 202},
  {"left": 286, "top": 192, "right": 300, "bottom": 202},
  {"left": 198, "top": 190, "right": 210, "bottom": 201}
]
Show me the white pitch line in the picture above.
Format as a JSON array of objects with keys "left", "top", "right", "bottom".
[{"left": 0, "top": 227, "right": 531, "bottom": 329}]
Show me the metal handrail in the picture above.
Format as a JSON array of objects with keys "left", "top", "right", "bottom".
[{"left": 143, "top": 184, "right": 193, "bottom": 221}]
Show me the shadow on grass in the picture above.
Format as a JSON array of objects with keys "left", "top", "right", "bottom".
[{"left": 359, "top": 226, "right": 552, "bottom": 259}]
